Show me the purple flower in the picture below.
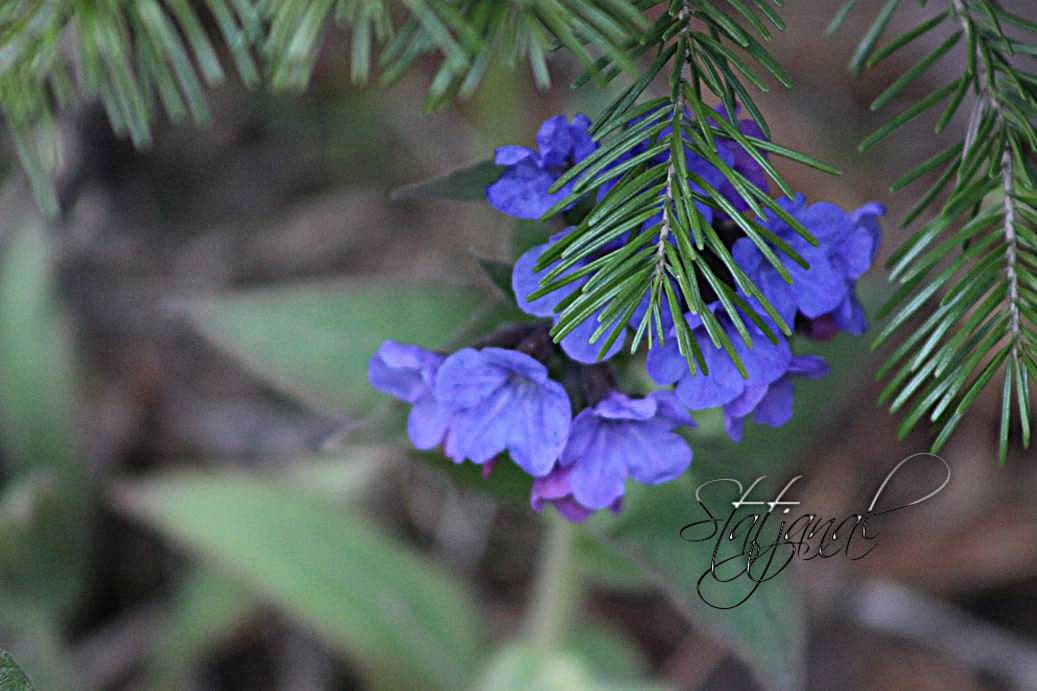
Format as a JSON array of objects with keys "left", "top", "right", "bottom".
[
  {"left": 530, "top": 465, "right": 620, "bottom": 522},
  {"left": 531, "top": 391, "right": 694, "bottom": 520},
  {"left": 487, "top": 114, "right": 597, "bottom": 220},
  {"left": 732, "top": 195, "right": 884, "bottom": 335},
  {"left": 368, "top": 341, "right": 453, "bottom": 450},
  {"left": 714, "top": 107, "right": 769, "bottom": 214},
  {"left": 823, "top": 202, "right": 885, "bottom": 336},
  {"left": 646, "top": 305, "right": 792, "bottom": 410},
  {"left": 511, "top": 229, "right": 628, "bottom": 364},
  {"left": 723, "top": 355, "right": 829, "bottom": 441},
  {"left": 435, "top": 347, "right": 571, "bottom": 477}
]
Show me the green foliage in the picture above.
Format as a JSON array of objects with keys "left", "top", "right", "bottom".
[
  {"left": 474, "top": 642, "right": 667, "bottom": 691},
  {"left": 0, "top": 219, "right": 88, "bottom": 619},
  {"left": 145, "top": 570, "right": 256, "bottom": 691},
  {"left": 0, "top": 0, "right": 647, "bottom": 214},
  {"left": 836, "top": 0, "right": 1037, "bottom": 461},
  {"left": 0, "top": 650, "right": 35, "bottom": 691},
  {"left": 182, "top": 278, "right": 488, "bottom": 413},
  {"left": 116, "top": 468, "right": 488, "bottom": 691},
  {"left": 144, "top": 451, "right": 383, "bottom": 688},
  {"left": 522, "top": 1, "right": 838, "bottom": 380},
  {"left": 392, "top": 159, "right": 503, "bottom": 202}
]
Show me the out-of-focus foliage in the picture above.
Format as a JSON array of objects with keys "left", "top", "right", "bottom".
[
  {"left": 183, "top": 279, "right": 487, "bottom": 414},
  {"left": 0, "top": 220, "right": 89, "bottom": 691},
  {"left": 0, "top": 0, "right": 648, "bottom": 214},
  {"left": 474, "top": 642, "right": 667, "bottom": 691},
  {"left": 117, "top": 466, "right": 488, "bottom": 690},
  {"left": 0, "top": 649, "right": 36, "bottom": 691}
]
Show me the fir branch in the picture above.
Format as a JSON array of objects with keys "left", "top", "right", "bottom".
[
  {"left": 840, "top": 0, "right": 1037, "bottom": 461},
  {"left": 528, "top": 0, "right": 839, "bottom": 374},
  {"left": 0, "top": 0, "right": 648, "bottom": 215}
]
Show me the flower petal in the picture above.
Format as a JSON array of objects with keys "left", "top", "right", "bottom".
[
  {"left": 368, "top": 341, "right": 440, "bottom": 403},
  {"left": 754, "top": 378, "right": 795, "bottom": 427},
  {"left": 512, "top": 235, "right": 584, "bottom": 317},
  {"left": 621, "top": 422, "right": 692, "bottom": 485},
  {"left": 435, "top": 348, "right": 508, "bottom": 409},
  {"left": 559, "top": 309, "right": 626, "bottom": 364},
  {"left": 505, "top": 378, "right": 571, "bottom": 477},
  {"left": 407, "top": 395, "right": 451, "bottom": 449},
  {"left": 486, "top": 163, "right": 563, "bottom": 220}
]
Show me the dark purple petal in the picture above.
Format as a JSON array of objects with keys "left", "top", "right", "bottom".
[
  {"left": 754, "top": 378, "right": 795, "bottom": 427},
  {"left": 486, "top": 163, "right": 564, "bottom": 220}
]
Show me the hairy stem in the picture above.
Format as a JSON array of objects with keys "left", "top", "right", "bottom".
[{"left": 526, "top": 514, "right": 579, "bottom": 652}]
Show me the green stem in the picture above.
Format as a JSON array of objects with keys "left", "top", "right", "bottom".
[{"left": 526, "top": 514, "right": 580, "bottom": 652}]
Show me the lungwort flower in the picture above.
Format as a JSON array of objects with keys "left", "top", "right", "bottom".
[
  {"left": 722, "top": 354, "right": 829, "bottom": 441},
  {"left": 368, "top": 341, "right": 452, "bottom": 450},
  {"left": 531, "top": 391, "right": 694, "bottom": 521},
  {"left": 732, "top": 195, "right": 884, "bottom": 337},
  {"left": 511, "top": 229, "right": 629, "bottom": 364},
  {"left": 646, "top": 305, "right": 792, "bottom": 410},
  {"left": 487, "top": 114, "right": 597, "bottom": 220},
  {"left": 434, "top": 347, "right": 571, "bottom": 477}
]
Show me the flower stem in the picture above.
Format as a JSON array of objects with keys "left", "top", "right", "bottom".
[{"left": 526, "top": 513, "right": 580, "bottom": 652}]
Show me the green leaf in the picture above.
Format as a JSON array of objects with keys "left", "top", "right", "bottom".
[
  {"left": 183, "top": 279, "right": 487, "bottom": 413},
  {"left": 586, "top": 477, "right": 805, "bottom": 691},
  {"left": 115, "top": 471, "right": 487, "bottom": 691},
  {"left": 474, "top": 643, "right": 667, "bottom": 691},
  {"left": 145, "top": 570, "right": 257, "bottom": 691},
  {"left": 0, "top": 218, "right": 79, "bottom": 479},
  {"left": 392, "top": 159, "right": 502, "bottom": 201},
  {"left": 145, "top": 448, "right": 390, "bottom": 688},
  {"left": 0, "top": 219, "right": 88, "bottom": 619},
  {"left": 0, "top": 650, "right": 35, "bottom": 691},
  {"left": 472, "top": 253, "right": 516, "bottom": 299}
]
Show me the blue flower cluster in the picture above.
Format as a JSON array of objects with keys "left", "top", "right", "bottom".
[
  {"left": 371, "top": 110, "right": 883, "bottom": 522},
  {"left": 370, "top": 340, "right": 694, "bottom": 521}
]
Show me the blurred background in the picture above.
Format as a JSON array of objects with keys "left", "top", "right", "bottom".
[{"left": 0, "top": 1, "right": 1036, "bottom": 689}]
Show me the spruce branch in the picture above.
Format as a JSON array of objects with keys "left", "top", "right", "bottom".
[
  {"left": 0, "top": 0, "right": 648, "bottom": 215},
  {"left": 838, "top": 0, "right": 1037, "bottom": 461},
  {"left": 526, "top": 0, "right": 840, "bottom": 375}
]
